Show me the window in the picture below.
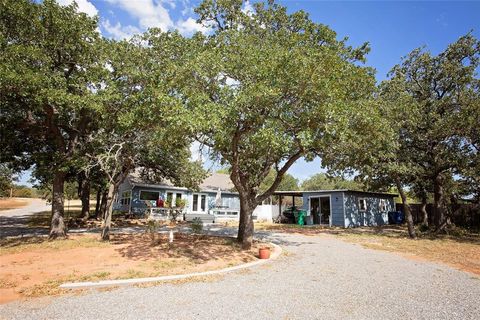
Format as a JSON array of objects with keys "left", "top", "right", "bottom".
[
  {"left": 193, "top": 194, "right": 198, "bottom": 211},
  {"left": 140, "top": 191, "right": 159, "bottom": 201},
  {"left": 120, "top": 191, "right": 131, "bottom": 206},
  {"left": 166, "top": 192, "right": 173, "bottom": 206},
  {"left": 358, "top": 198, "right": 367, "bottom": 211},
  {"left": 379, "top": 199, "right": 388, "bottom": 212},
  {"left": 201, "top": 195, "right": 206, "bottom": 211}
]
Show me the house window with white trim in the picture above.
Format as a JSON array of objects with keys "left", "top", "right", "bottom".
[
  {"left": 379, "top": 199, "right": 388, "bottom": 212},
  {"left": 358, "top": 198, "right": 367, "bottom": 211},
  {"left": 200, "top": 195, "right": 206, "bottom": 211},
  {"left": 120, "top": 191, "right": 131, "bottom": 206},
  {"left": 140, "top": 191, "right": 159, "bottom": 201},
  {"left": 166, "top": 192, "right": 173, "bottom": 207}
]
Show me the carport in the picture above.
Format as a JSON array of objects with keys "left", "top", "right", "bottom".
[{"left": 273, "top": 191, "right": 304, "bottom": 222}]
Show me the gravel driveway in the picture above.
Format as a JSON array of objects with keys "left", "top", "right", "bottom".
[{"left": 1, "top": 230, "right": 479, "bottom": 320}]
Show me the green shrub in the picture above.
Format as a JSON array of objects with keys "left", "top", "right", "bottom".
[
  {"left": 175, "top": 198, "right": 187, "bottom": 208},
  {"left": 146, "top": 219, "right": 162, "bottom": 244},
  {"left": 190, "top": 217, "right": 203, "bottom": 234},
  {"left": 418, "top": 224, "right": 429, "bottom": 233}
]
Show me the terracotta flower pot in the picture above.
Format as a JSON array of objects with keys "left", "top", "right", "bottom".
[{"left": 259, "top": 247, "right": 271, "bottom": 259}]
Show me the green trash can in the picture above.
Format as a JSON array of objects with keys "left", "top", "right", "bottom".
[{"left": 296, "top": 210, "right": 306, "bottom": 226}]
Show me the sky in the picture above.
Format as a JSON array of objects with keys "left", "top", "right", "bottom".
[{"left": 18, "top": 0, "right": 480, "bottom": 186}]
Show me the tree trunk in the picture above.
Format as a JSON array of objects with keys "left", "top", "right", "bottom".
[
  {"left": 94, "top": 188, "right": 101, "bottom": 219},
  {"left": 237, "top": 196, "right": 255, "bottom": 250},
  {"left": 237, "top": 207, "right": 246, "bottom": 242},
  {"left": 101, "top": 183, "right": 116, "bottom": 241},
  {"left": 396, "top": 179, "right": 416, "bottom": 239},
  {"left": 433, "top": 175, "right": 445, "bottom": 229},
  {"left": 49, "top": 170, "right": 67, "bottom": 239},
  {"left": 101, "top": 172, "right": 126, "bottom": 241},
  {"left": 421, "top": 195, "right": 428, "bottom": 227},
  {"left": 99, "top": 189, "right": 108, "bottom": 220},
  {"left": 79, "top": 177, "right": 90, "bottom": 220}
]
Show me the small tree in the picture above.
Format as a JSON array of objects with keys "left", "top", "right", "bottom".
[{"left": 87, "top": 38, "right": 206, "bottom": 241}]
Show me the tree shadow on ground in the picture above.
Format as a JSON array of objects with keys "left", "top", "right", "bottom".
[
  {"left": 111, "top": 233, "right": 257, "bottom": 264},
  {"left": 0, "top": 214, "right": 49, "bottom": 238}
]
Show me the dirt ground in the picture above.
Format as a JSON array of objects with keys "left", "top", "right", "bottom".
[
  {"left": 0, "top": 198, "right": 29, "bottom": 211},
  {"left": 0, "top": 233, "right": 263, "bottom": 304}
]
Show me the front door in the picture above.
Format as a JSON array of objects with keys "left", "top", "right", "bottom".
[
  {"left": 192, "top": 193, "right": 207, "bottom": 213},
  {"left": 319, "top": 197, "right": 331, "bottom": 225},
  {"left": 310, "top": 198, "right": 320, "bottom": 224}
]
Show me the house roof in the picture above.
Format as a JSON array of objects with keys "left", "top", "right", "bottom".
[
  {"left": 127, "top": 170, "right": 236, "bottom": 193},
  {"left": 199, "top": 172, "right": 235, "bottom": 192}
]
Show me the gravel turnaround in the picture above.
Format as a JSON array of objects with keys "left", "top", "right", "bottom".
[{"left": 1, "top": 232, "right": 479, "bottom": 320}]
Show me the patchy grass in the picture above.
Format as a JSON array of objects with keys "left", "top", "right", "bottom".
[
  {"left": 0, "top": 235, "right": 110, "bottom": 255},
  {"left": 0, "top": 233, "right": 263, "bottom": 304},
  {"left": 253, "top": 221, "right": 340, "bottom": 236},
  {"left": 0, "top": 198, "right": 28, "bottom": 211},
  {"left": 27, "top": 209, "right": 147, "bottom": 230}
]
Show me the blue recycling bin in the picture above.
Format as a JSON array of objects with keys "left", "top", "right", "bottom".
[
  {"left": 388, "top": 211, "right": 404, "bottom": 224},
  {"left": 394, "top": 211, "right": 404, "bottom": 224}
]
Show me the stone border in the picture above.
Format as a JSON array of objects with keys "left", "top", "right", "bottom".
[{"left": 60, "top": 242, "right": 282, "bottom": 289}]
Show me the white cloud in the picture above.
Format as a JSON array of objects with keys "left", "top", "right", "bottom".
[
  {"left": 101, "top": 19, "right": 141, "bottom": 40},
  {"left": 190, "top": 141, "right": 203, "bottom": 162},
  {"left": 162, "top": 0, "right": 176, "bottom": 9},
  {"left": 106, "top": 0, "right": 173, "bottom": 31},
  {"left": 57, "top": 0, "right": 98, "bottom": 17},
  {"left": 175, "top": 17, "right": 210, "bottom": 36},
  {"left": 242, "top": 0, "right": 254, "bottom": 16},
  {"left": 104, "top": 0, "right": 210, "bottom": 38},
  {"left": 180, "top": 0, "right": 193, "bottom": 16}
]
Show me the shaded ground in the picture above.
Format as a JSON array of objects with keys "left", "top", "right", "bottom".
[
  {"left": 0, "top": 233, "right": 261, "bottom": 304},
  {"left": 0, "top": 199, "right": 51, "bottom": 237},
  {"left": 1, "top": 231, "right": 478, "bottom": 320}
]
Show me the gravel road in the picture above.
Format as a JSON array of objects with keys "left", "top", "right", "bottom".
[{"left": 1, "top": 231, "right": 479, "bottom": 320}]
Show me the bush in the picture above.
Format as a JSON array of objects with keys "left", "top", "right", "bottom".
[
  {"left": 12, "top": 186, "right": 34, "bottom": 198},
  {"left": 146, "top": 219, "right": 162, "bottom": 244},
  {"left": 190, "top": 217, "right": 203, "bottom": 234},
  {"left": 175, "top": 198, "right": 187, "bottom": 208},
  {"left": 418, "top": 224, "right": 429, "bottom": 233}
]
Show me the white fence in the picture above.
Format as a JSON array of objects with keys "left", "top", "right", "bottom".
[
  {"left": 253, "top": 204, "right": 287, "bottom": 222},
  {"left": 210, "top": 205, "right": 288, "bottom": 222}
]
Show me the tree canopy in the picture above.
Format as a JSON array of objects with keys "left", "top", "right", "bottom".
[
  {"left": 0, "top": 0, "right": 205, "bottom": 239},
  {"left": 301, "top": 173, "right": 365, "bottom": 191},
  {"left": 156, "top": 0, "right": 375, "bottom": 248}
]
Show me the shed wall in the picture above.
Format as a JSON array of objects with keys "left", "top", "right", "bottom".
[
  {"left": 302, "top": 191, "right": 345, "bottom": 227},
  {"left": 344, "top": 192, "right": 394, "bottom": 227}
]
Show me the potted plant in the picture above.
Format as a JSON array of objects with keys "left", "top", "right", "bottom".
[{"left": 259, "top": 246, "right": 271, "bottom": 259}]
